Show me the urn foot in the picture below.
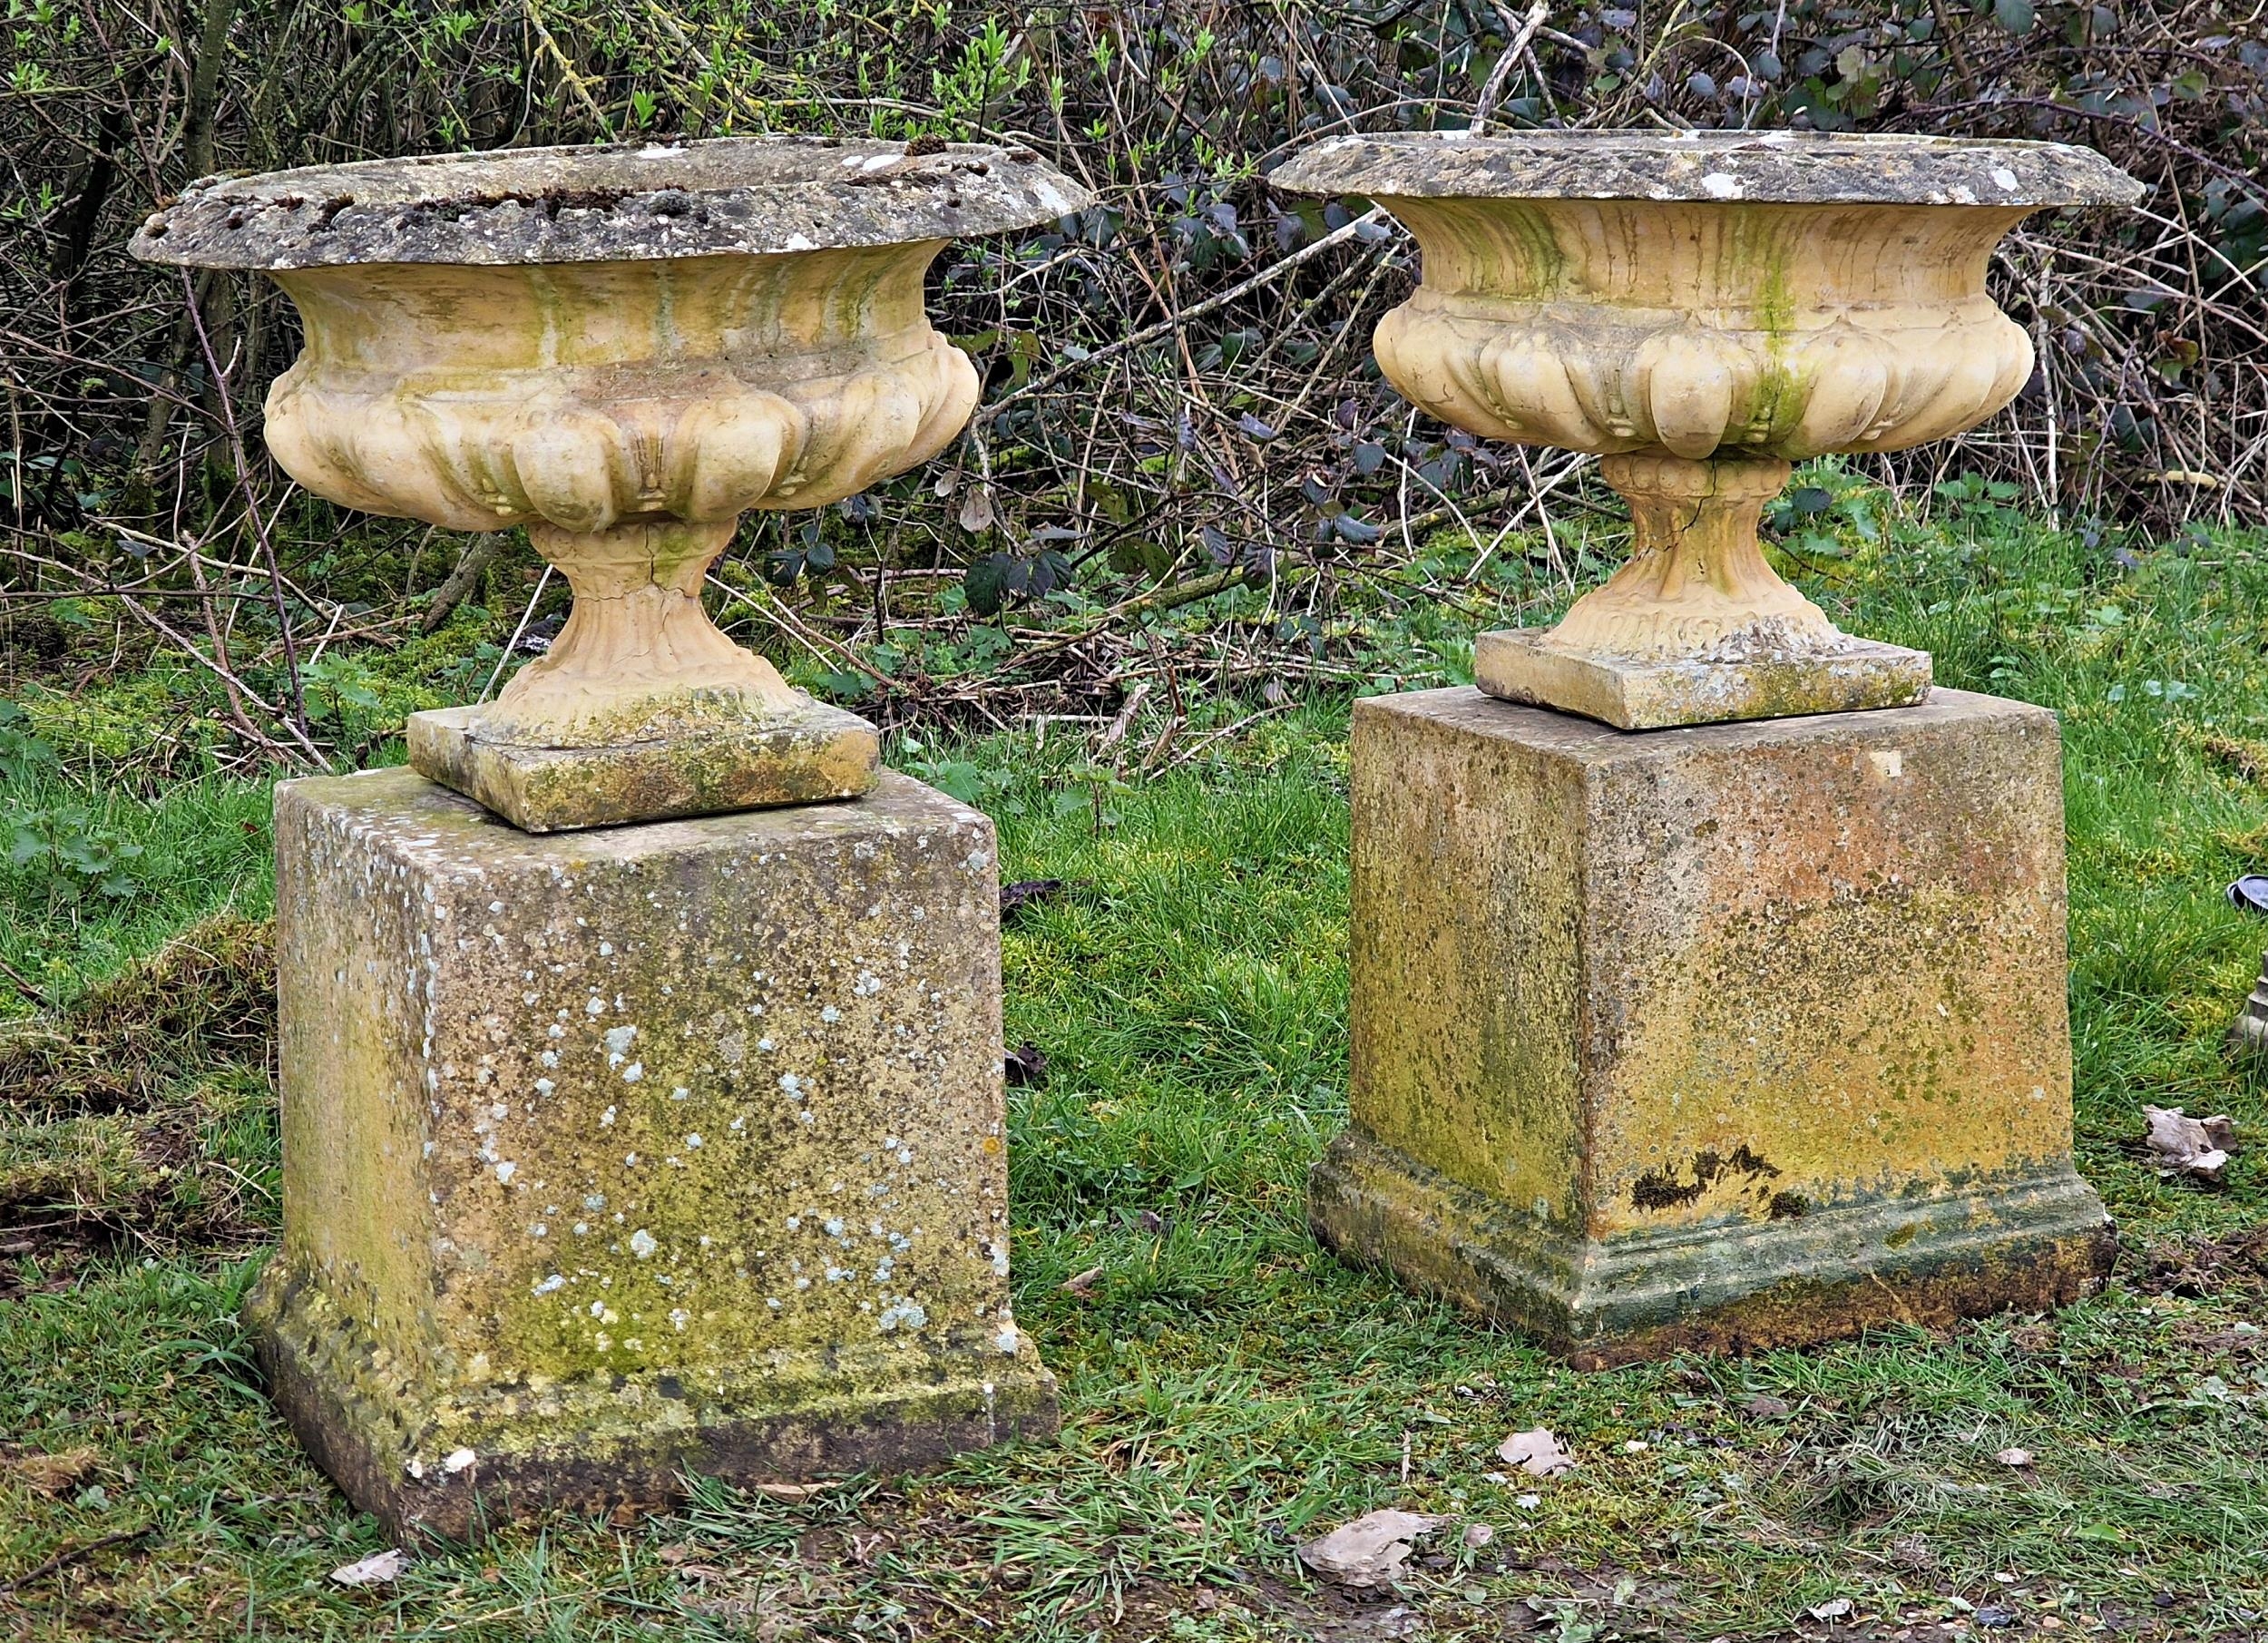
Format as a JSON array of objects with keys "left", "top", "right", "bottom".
[
  {"left": 1481, "top": 455, "right": 1935, "bottom": 728},
  {"left": 407, "top": 698, "right": 879, "bottom": 833},
  {"left": 1474, "top": 626, "right": 1931, "bottom": 730}
]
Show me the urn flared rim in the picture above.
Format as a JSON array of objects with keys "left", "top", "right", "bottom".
[
  {"left": 1273, "top": 129, "right": 2144, "bottom": 210},
  {"left": 129, "top": 135, "right": 1096, "bottom": 270}
]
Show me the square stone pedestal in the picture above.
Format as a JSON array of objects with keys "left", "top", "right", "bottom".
[
  {"left": 1316, "top": 687, "right": 2112, "bottom": 1367},
  {"left": 253, "top": 767, "right": 1055, "bottom": 1540}
]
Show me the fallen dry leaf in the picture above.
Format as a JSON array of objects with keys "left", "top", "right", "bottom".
[
  {"left": 1295, "top": 1509, "right": 1452, "bottom": 1589},
  {"left": 1461, "top": 1522, "right": 1494, "bottom": 1549},
  {"left": 2143, "top": 1106, "right": 2236, "bottom": 1182},
  {"left": 1498, "top": 1427, "right": 1576, "bottom": 1478},
  {"left": 748, "top": 1480, "right": 835, "bottom": 1501},
  {"left": 329, "top": 1549, "right": 408, "bottom": 1588},
  {"left": 8, "top": 1447, "right": 99, "bottom": 1498}
]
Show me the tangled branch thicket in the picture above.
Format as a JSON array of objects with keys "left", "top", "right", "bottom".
[{"left": 3, "top": 0, "right": 2263, "bottom": 768}]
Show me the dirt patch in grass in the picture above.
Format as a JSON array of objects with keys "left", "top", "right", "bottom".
[
  {"left": 2132, "top": 1227, "right": 2268, "bottom": 1302},
  {"left": 0, "top": 914, "right": 277, "bottom": 1295}
]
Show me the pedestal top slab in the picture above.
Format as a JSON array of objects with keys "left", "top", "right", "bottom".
[
  {"left": 1360, "top": 682, "right": 2052, "bottom": 761},
  {"left": 1473, "top": 626, "right": 1932, "bottom": 729},
  {"left": 291, "top": 758, "right": 986, "bottom": 868}
]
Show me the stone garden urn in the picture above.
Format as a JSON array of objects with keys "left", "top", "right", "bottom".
[
  {"left": 1282, "top": 130, "right": 2147, "bottom": 1368},
  {"left": 1276, "top": 130, "right": 2142, "bottom": 728},
  {"left": 134, "top": 136, "right": 1091, "bottom": 828},
  {"left": 125, "top": 137, "right": 1091, "bottom": 1540}
]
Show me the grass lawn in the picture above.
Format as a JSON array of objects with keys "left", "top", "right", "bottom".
[{"left": 5, "top": 478, "right": 2268, "bottom": 1639}]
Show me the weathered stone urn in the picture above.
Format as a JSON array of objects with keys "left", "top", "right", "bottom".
[
  {"left": 134, "top": 136, "right": 1090, "bottom": 829},
  {"left": 1276, "top": 131, "right": 2142, "bottom": 729},
  {"left": 129, "top": 138, "right": 1090, "bottom": 1539},
  {"left": 1280, "top": 131, "right": 2143, "bottom": 1365}
]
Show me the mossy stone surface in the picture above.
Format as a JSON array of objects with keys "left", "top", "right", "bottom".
[
  {"left": 1328, "top": 686, "right": 2109, "bottom": 1360},
  {"left": 259, "top": 766, "right": 1054, "bottom": 1538}
]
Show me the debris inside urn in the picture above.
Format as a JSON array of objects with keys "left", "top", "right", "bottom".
[{"left": 2142, "top": 1105, "right": 2237, "bottom": 1183}]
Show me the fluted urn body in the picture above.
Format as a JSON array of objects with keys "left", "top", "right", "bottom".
[
  {"left": 1276, "top": 131, "right": 2140, "bottom": 728},
  {"left": 133, "top": 137, "right": 1091, "bottom": 826}
]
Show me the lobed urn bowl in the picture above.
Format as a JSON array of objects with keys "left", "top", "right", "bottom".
[
  {"left": 1276, "top": 130, "right": 2141, "bottom": 729},
  {"left": 133, "top": 136, "right": 1091, "bottom": 827}
]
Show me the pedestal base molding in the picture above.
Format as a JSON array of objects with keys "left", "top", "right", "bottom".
[
  {"left": 1312, "top": 1130, "right": 2111, "bottom": 1368},
  {"left": 250, "top": 1266, "right": 1055, "bottom": 1541}
]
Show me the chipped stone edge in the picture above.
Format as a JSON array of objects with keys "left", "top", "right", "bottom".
[
  {"left": 130, "top": 135, "right": 1097, "bottom": 269},
  {"left": 1272, "top": 130, "right": 2146, "bottom": 209}
]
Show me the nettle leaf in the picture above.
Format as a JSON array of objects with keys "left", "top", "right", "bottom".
[
  {"left": 919, "top": 759, "right": 996, "bottom": 805},
  {"left": 1992, "top": 0, "right": 2036, "bottom": 33}
]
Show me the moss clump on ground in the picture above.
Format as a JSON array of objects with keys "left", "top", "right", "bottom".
[{"left": 1, "top": 917, "right": 278, "bottom": 1296}]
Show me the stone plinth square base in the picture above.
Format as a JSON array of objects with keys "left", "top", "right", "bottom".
[
  {"left": 256, "top": 767, "right": 1055, "bottom": 1540},
  {"left": 1320, "top": 687, "right": 2111, "bottom": 1366},
  {"left": 1474, "top": 627, "right": 1932, "bottom": 729},
  {"left": 407, "top": 698, "right": 879, "bottom": 833}
]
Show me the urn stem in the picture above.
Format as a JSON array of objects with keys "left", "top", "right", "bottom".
[
  {"left": 1550, "top": 455, "right": 1843, "bottom": 660},
  {"left": 476, "top": 517, "right": 803, "bottom": 748}
]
